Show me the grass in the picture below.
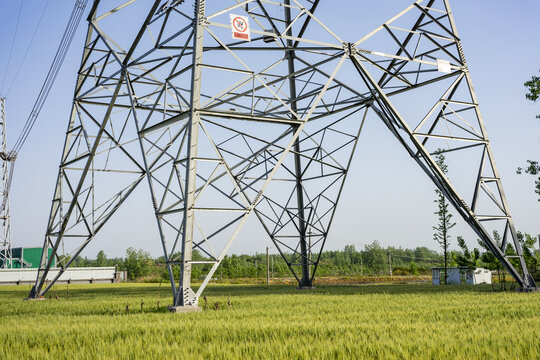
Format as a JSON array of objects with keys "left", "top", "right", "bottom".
[
  {"left": 0, "top": 283, "right": 538, "bottom": 359},
  {"left": 192, "top": 274, "right": 432, "bottom": 285}
]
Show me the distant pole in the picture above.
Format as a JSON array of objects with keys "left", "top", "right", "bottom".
[
  {"left": 271, "top": 256, "right": 274, "bottom": 278},
  {"left": 537, "top": 234, "right": 540, "bottom": 272},
  {"left": 388, "top": 251, "right": 392, "bottom": 277},
  {"left": 360, "top": 252, "right": 363, "bottom": 276},
  {"left": 266, "top": 246, "right": 270, "bottom": 285},
  {"left": 308, "top": 228, "right": 312, "bottom": 278}
]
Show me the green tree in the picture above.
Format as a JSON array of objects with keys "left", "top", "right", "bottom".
[
  {"left": 517, "top": 71, "right": 540, "bottom": 199},
  {"left": 516, "top": 160, "right": 540, "bottom": 202},
  {"left": 516, "top": 231, "right": 540, "bottom": 280},
  {"left": 124, "top": 247, "right": 152, "bottom": 280},
  {"left": 161, "top": 249, "right": 209, "bottom": 281},
  {"left": 477, "top": 230, "right": 508, "bottom": 288},
  {"left": 57, "top": 254, "right": 71, "bottom": 267},
  {"left": 363, "top": 241, "right": 386, "bottom": 274},
  {"left": 344, "top": 244, "right": 361, "bottom": 265},
  {"left": 449, "top": 251, "right": 458, "bottom": 268},
  {"left": 409, "top": 261, "right": 419, "bottom": 276},
  {"left": 96, "top": 250, "right": 107, "bottom": 267},
  {"left": 433, "top": 151, "right": 456, "bottom": 284},
  {"left": 524, "top": 69, "right": 540, "bottom": 118},
  {"left": 455, "top": 236, "right": 480, "bottom": 268}
]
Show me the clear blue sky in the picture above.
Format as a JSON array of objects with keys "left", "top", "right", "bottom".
[{"left": 0, "top": 0, "right": 538, "bottom": 258}]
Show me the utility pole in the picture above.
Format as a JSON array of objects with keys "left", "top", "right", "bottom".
[
  {"left": 266, "top": 246, "right": 270, "bottom": 285},
  {"left": 388, "top": 251, "right": 392, "bottom": 277}
]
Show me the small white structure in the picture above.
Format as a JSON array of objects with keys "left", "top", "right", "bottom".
[
  {"left": 468, "top": 268, "right": 492, "bottom": 285},
  {"left": 0, "top": 267, "right": 126, "bottom": 285},
  {"left": 432, "top": 267, "right": 492, "bottom": 285}
]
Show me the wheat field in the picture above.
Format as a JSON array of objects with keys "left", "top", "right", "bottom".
[{"left": 0, "top": 283, "right": 538, "bottom": 359}]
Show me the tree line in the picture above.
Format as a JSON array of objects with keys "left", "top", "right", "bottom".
[{"left": 65, "top": 236, "right": 539, "bottom": 281}]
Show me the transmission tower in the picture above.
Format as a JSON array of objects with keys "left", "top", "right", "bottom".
[
  {"left": 0, "top": 98, "right": 13, "bottom": 269},
  {"left": 29, "top": 0, "right": 537, "bottom": 306}
]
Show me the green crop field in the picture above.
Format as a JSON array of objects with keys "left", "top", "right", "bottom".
[{"left": 0, "top": 283, "right": 538, "bottom": 359}]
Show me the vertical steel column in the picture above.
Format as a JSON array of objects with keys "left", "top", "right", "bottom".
[
  {"left": 176, "top": 0, "right": 206, "bottom": 307},
  {"left": 0, "top": 98, "right": 12, "bottom": 269},
  {"left": 284, "top": 0, "right": 311, "bottom": 288}
]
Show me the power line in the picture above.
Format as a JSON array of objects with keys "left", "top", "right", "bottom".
[
  {"left": 386, "top": 253, "right": 440, "bottom": 263},
  {"left": 0, "top": 1, "right": 88, "bottom": 262},
  {"left": 5, "top": 0, "right": 52, "bottom": 97},
  {"left": 0, "top": 0, "right": 25, "bottom": 96},
  {"left": 11, "top": 0, "right": 88, "bottom": 155}
]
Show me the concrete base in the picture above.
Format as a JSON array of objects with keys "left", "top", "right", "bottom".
[
  {"left": 296, "top": 286, "right": 316, "bottom": 290},
  {"left": 23, "top": 296, "right": 46, "bottom": 301},
  {"left": 168, "top": 305, "right": 202, "bottom": 313}
]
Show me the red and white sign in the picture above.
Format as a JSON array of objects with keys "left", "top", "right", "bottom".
[{"left": 230, "top": 14, "right": 250, "bottom": 41}]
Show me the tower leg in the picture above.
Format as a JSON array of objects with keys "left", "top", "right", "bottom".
[
  {"left": 174, "top": 0, "right": 206, "bottom": 307},
  {"left": 28, "top": 1, "right": 158, "bottom": 298},
  {"left": 284, "top": 0, "right": 311, "bottom": 289}
]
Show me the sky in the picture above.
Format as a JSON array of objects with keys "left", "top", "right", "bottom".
[{"left": 0, "top": 0, "right": 538, "bottom": 259}]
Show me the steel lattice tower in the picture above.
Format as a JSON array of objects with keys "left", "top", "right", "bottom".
[
  {"left": 0, "top": 98, "right": 12, "bottom": 269},
  {"left": 30, "top": 0, "right": 537, "bottom": 305}
]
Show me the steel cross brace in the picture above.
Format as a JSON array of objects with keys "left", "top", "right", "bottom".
[{"left": 28, "top": 0, "right": 536, "bottom": 305}]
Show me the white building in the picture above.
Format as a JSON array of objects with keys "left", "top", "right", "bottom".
[
  {"left": 0, "top": 267, "right": 126, "bottom": 285},
  {"left": 432, "top": 267, "right": 492, "bottom": 285}
]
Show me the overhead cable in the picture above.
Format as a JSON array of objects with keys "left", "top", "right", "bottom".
[
  {"left": 5, "top": 0, "right": 52, "bottom": 97},
  {"left": 0, "top": 0, "right": 25, "bottom": 96},
  {"left": 11, "top": 0, "right": 88, "bottom": 155}
]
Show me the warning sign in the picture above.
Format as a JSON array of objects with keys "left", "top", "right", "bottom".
[{"left": 230, "top": 14, "right": 250, "bottom": 41}]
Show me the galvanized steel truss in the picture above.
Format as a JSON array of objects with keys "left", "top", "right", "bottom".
[
  {"left": 30, "top": 0, "right": 536, "bottom": 304},
  {"left": 0, "top": 98, "right": 12, "bottom": 268}
]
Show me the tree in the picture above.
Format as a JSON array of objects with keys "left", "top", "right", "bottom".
[
  {"left": 343, "top": 244, "right": 361, "bottom": 265},
  {"left": 516, "top": 160, "right": 540, "bottom": 202},
  {"left": 433, "top": 151, "right": 456, "bottom": 284},
  {"left": 455, "top": 236, "right": 480, "bottom": 268},
  {"left": 517, "top": 71, "right": 540, "bottom": 200},
  {"left": 524, "top": 69, "right": 540, "bottom": 119},
  {"left": 477, "top": 230, "right": 507, "bottom": 288},
  {"left": 343, "top": 244, "right": 356, "bottom": 257},
  {"left": 124, "top": 247, "right": 152, "bottom": 280},
  {"left": 516, "top": 231, "right": 540, "bottom": 280},
  {"left": 363, "top": 241, "right": 386, "bottom": 274},
  {"left": 409, "top": 261, "right": 419, "bottom": 276},
  {"left": 57, "top": 254, "right": 71, "bottom": 267},
  {"left": 96, "top": 250, "right": 107, "bottom": 267}
]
